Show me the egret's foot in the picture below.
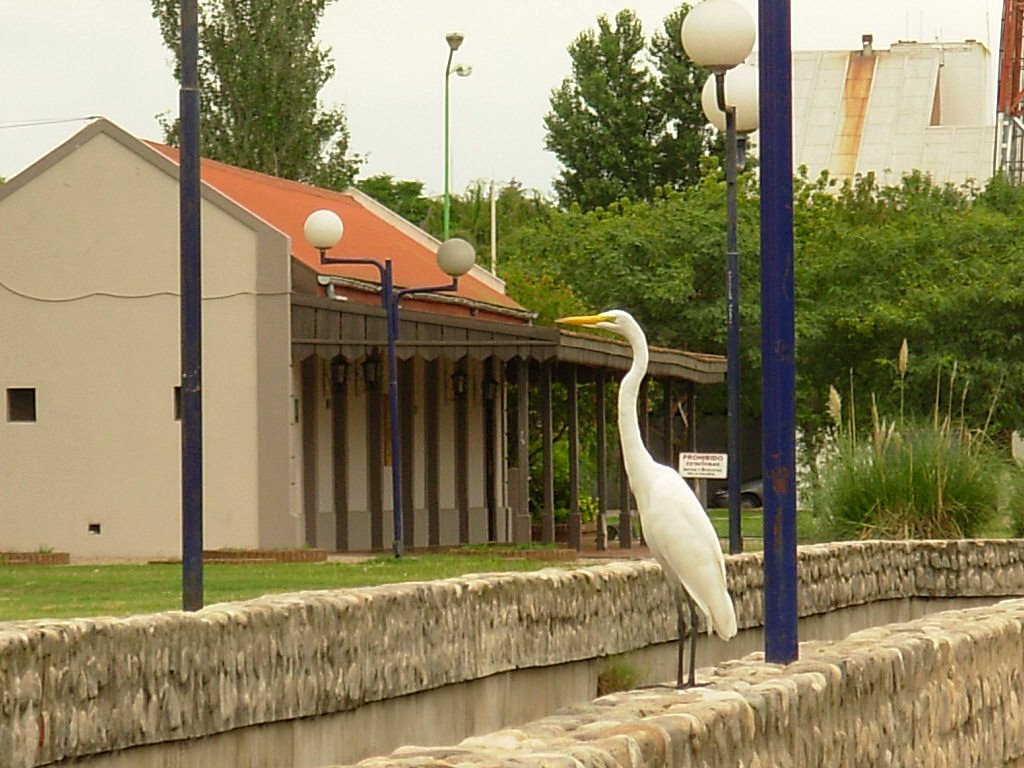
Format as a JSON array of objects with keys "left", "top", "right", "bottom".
[
  {"left": 676, "top": 679, "right": 711, "bottom": 690},
  {"left": 634, "top": 683, "right": 677, "bottom": 690}
]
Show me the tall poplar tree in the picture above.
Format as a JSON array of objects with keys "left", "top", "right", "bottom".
[
  {"left": 544, "top": 10, "right": 660, "bottom": 210},
  {"left": 152, "top": 0, "right": 361, "bottom": 189},
  {"left": 543, "top": 5, "right": 710, "bottom": 210}
]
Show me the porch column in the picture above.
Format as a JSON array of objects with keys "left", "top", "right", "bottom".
[
  {"left": 566, "top": 365, "right": 581, "bottom": 551},
  {"left": 618, "top": 449, "right": 633, "bottom": 549},
  {"left": 366, "top": 360, "right": 384, "bottom": 550},
  {"left": 301, "top": 356, "right": 318, "bottom": 547},
  {"left": 511, "top": 357, "right": 531, "bottom": 544},
  {"left": 595, "top": 370, "right": 608, "bottom": 551},
  {"left": 661, "top": 379, "right": 674, "bottom": 468},
  {"left": 618, "top": 378, "right": 635, "bottom": 549},
  {"left": 426, "top": 359, "right": 441, "bottom": 547},
  {"left": 539, "top": 361, "right": 555, "bottom": 543},
  {"left": 400, "top": 358, "right": 416, "bottom": 548},
  {"left": 455, "top": 360, "right": 470, "bottom": 544},
  {"left": 483, "top": 357, "right": 500, "bottom": 542},
  {"left": 332, "top": 359, "right": 349, "bottom": 552}
]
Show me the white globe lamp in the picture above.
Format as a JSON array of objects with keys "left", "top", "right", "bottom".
[
  {"left": 680, "top": 0, "right": 756, "bottom": 71},
  {"left": 700, "top": 63, "right": 760, "bottom": 133},
  {"left": 303, "top": 209, "right": 344, "bottom": 250},
  {"left": 436, "top": 237, "right": 476, "bottom": 277}
]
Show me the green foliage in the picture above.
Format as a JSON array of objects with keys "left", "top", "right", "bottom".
[
  {"left": 813, "top": 346, "right": 1019, "bottom": 540},
  {"left": 544, "top": 5, "right": 711, "bottom": 210},
  {"left": 1010, "top": 468, "right": 1024, "bottom": 537},
  {"left": 503, "top": 162, "right": 762, "bottom": 413},
  {"left": 355, "top": 174, "right": 432, "bottom": 225},
  {"left": 526, "top": 381, "right": 601, "bottom": 522},
  {"left": 648, "top": 6, "right": 714, "bottom": 189},
  {"left": 503, "top": 163, "right": 1023, "bottom": 465},
  {"left": 597, "top": 655, "right": 641, "bottom": 695},
  {"left": 795, "top": 170, "right": 1024, "bottom": 446},
  {"left": 817, "top": 425, "right": 1004, "bottom": 539},
  {"left": 423, "top": 179, "right": 553, "bottom": 260},
  {"left": 151, "top": 0, "right": 361, "bottom": 188}
]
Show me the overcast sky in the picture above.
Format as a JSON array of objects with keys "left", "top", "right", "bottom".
[{"left": 0, "top": 1, "right": 1000, "bottom": 195}]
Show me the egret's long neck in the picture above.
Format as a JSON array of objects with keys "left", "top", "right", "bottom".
[{"left": 617, "top": 323, "right": 656, "bottom": 481}]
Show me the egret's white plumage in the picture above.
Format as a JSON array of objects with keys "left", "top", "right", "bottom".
[{"left": 558, "top": 309, "right": 736, "bottom": 683}]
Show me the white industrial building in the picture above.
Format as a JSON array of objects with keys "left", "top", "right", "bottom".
[{"left": 780, "top": 37, "right": 996, "bottom": 186}]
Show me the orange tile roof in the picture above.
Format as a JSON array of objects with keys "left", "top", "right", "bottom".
[{"left": 147, "top": 144, "right": 529, "bottom": 321}]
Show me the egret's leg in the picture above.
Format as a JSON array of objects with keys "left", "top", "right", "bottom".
[
  {"left": 675, "top": 599, "right": 686, "bottom": 688},
  {"left": 675, "top": 593, "right": 700, "bottom": 692},
  {"left": 686, "top": 592, "right": 699, "bottom": 688}
]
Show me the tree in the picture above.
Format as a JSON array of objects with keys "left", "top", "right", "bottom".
[
  {"left": 649, "top": 7, "right": 715, "bottom": 189},
  {"left": 504, "top": 163, "right": 1024, "bottom": 453},
  {"left": 794, "top": 170, "right": 1024, "bottom": 446},
  {"left": 151, "top": 0, "right": 361, "bottom": 188},
  {"left": 356, "top": 174, "right": 432, "bottom": 226},
  {"left": 543, "top": 5, "right": 710, "bottom": 210},
  {"left": 544, "top": 10, "right": 660, "bottom": 210}
]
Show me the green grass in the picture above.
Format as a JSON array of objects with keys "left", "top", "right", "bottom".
[
  {"left": 5, "top": 506, "right": 1016, "bottom": 623},
  {"left": 706, "top": 508, "right": 823, "bottom": 547},
  {"left": 0, "top": 554, "right": 565, "bottom": 623}
]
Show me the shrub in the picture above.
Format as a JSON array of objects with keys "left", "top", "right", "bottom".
[{"left": 814, "top": 344, "right": 1021, "bottom": 540}]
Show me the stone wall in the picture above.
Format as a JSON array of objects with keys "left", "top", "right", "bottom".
[
  {"left": 350, "top": 598, "right": 1024, "bottom": 766},
  {"left": 3, "top": 540, "right": 1024, "bottom": 767}
]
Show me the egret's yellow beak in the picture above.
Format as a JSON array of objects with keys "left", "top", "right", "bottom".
[{"left": 556, "top": 314, "right": 611, "bottom": 327}]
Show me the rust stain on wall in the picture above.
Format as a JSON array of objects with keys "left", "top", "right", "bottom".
[{"left": 835, "top": 52, "right": 876, "bottom": 177}]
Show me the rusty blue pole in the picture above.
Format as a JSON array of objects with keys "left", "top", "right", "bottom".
[
  {"left": 180, "top": 0, "right": 203, "bottom": 611},
  {"left": 759, "top": 0, "right": 798, "bottom": 663}
]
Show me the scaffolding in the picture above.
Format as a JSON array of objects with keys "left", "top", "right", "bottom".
[{"left": 997, "top": 0, "right": 1024, "bottom": 181}]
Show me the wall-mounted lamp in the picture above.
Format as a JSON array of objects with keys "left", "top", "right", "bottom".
[
  {"left": 363, "top": 357, "right": 381, "bottom": 387},
  {"left": 331, "top": 357, "right": 348, "bottom": 387},
  {"left": 451, "top": 369, "right": 468, "bottom": 397}
]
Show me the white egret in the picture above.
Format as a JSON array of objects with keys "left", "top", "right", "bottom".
[{"left": 558, "top": 309, "right": 737, "bottom": 687}]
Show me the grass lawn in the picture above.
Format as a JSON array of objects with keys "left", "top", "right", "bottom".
[
  {"left": 3, "top": 509, "right": 1015, "bottom": 623},
  {"left": 0, "top": 554, "right": 565, "bottom": 623},
  {"left": 705, "top": 507, "right": 823, "bottom": 547}
]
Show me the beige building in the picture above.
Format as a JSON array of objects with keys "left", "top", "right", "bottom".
[
  {"left": 0, "top": 119, "right": 724, "bottom": 558},
  {"left": 785, "top": 37, "right": 996, "bottom": 186}
]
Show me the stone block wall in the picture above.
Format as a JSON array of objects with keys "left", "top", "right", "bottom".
[
  {"left": 350, "top": 599, "right": 1024, "bottom": 766},
  {"left": 3, "top": 540, "right": 1024, "bottom": 766}
]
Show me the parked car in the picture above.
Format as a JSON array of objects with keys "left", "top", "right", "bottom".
[{"left": 711, "top": 478, "right": 764, "bottom": 509}]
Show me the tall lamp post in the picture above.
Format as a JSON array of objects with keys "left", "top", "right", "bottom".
[
  {"left": 304, "top": 210, "right": 476, "bottom": 557},
  {"left": 681, "top": 0, "right": 757, "bottom": 556},
  {"left": 179, "top": 0, "right": 204, "bottom": 611},
  {"left": 444, "top": 32, "right": 472, "bottom": 240}
]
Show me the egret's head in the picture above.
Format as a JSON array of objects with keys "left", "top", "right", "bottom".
[{"left": 556, "top": 309, "right": 633, "bottom": 334}]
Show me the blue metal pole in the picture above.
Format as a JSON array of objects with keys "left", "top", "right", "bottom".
[
  {"left": 383, "top": 263, "right": 404, "bottom": 557},
  {"left": 759, "top": 0, "right": 798, "bottom": 663},
  {"left": 179, "top": 0, "right": 203, "bottom": 611},
  {"left": 717, "top": 72, "right": 743, "bottom": 556}
]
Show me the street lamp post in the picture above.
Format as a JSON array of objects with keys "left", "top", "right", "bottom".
[
  {"left": 681, "top": 0, "right": 757, "bottom": 556},
  {"left": 304, "top": 209, "right": 476, "bottom": 557},
  {"left": 444, "top": 32, "right": 471, "bottom": 240},
  {"left": 179, "top": 0, "right": 204, "bottom": 612}
]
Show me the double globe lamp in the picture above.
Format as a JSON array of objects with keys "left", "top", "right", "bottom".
[
  {"left": 681, "top": 0, "right": 758, "bottom": 555},
  {"left": 304, "top": 208, "right": 476, "bottom": 557}
]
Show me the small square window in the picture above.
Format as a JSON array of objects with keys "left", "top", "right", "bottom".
[
  {"left": 174, "top": 386, "right": 182, "bottom": 421},
  {"left": 7, "top": 388, "right": 36, "bottom": 422}
]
